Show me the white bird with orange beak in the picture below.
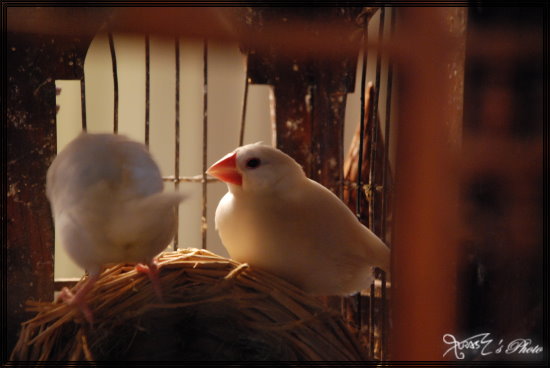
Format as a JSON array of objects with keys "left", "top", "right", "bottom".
[
  {"left": 207, "top": 143, "right": 390, "bottom": 295},
  {"left": 47, "top": 133, "right": 184, "bottom": 323}
]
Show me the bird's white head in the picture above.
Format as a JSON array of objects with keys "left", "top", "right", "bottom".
[{"left": 206, "top": 143, "right": 305, "bottom": 193}]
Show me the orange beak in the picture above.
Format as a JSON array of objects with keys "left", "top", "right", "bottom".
[{"left": 206, "top": 152, "right": 242, "bottom": 186}]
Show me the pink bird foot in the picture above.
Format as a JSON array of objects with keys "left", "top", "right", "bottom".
[
  {"left": 136, "top": 261, "right": 164, "bottom": 302},
  {"left": 57, "top": 274, "right": 99, "bottom": 325}
]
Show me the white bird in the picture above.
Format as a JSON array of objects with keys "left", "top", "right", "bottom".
[
  {"left": 46, "top": 133, "right": 184, "bottom": 323},
  {"left": 206, "top": 143, "right": 390, "bottom": 295}
]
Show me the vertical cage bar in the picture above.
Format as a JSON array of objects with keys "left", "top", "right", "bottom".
[
  {"left": 369, "top": 282, "right": 375, "bottom": 355},
  {"left": 174, "top": 37, "right": 181, "bottom": 250},
  {"left": 354, "top": 21, "right": 370, "bottom": 336},
  {"left": 80, "top": 78, "right": 87, "bottom": 131},
  {"left": 201, "top": 40, "right": 208, "bottom": 249},
  {"left": 145, "top": 35, "right": 151, "bottom": 147},
  {"left": 239, "top": 60, "right": 249, "bottom": 147},
  {"left": 380, "top": 8, "right": 395, "bottom": 362},
  {"left": 381, "top": 8, "right": 396, "bottom": 244},
  {"left": 355, "top": 12, "right": 376, "bottom": 340},
  {"left": 380, "top": 269, "right": 388, "bottom": 360},
  {"left": 371, "top": 7, "right": 386, "bottom": 361},
  {"left": 356, "top": 25, "right": 369, "bottom": 221},
  {"left": 107, "top": 32, "right": 119, "bottom": 134},
  {"left": 368, "top": 7, "right": 385, "bottom": 231},
  {"left": 391, "top": 8, "right": 460, "bottom": 360}
]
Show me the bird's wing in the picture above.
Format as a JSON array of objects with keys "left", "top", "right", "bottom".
[{"left": 295, "top": 179, "right": 390, "bottom": 269}]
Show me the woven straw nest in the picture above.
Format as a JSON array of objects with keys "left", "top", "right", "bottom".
[{"left": 11, "top": 248, "right": 369, "bottom": 362}]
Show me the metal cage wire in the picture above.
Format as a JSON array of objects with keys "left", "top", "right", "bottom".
[{"left": 59, "top": 8, "right": 394, "bottom": 360}]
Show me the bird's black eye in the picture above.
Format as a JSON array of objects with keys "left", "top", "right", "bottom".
[{"left": 246, "top": 158, "right": 261, "bottom": 169}]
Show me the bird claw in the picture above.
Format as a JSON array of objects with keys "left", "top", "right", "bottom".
[
  {"left": 57, "top": 286, "right": 94, "bottom": 326},
  {"left": 56, "top": 286, "right": 74, "bottom": 303},
  {"left": 135, "top": 263, "right": 151, "bottom": 274},
  {"left": 135, "top": 261, "right": 164, "bottom": 302}
]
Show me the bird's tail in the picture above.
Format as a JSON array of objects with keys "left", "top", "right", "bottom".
[
  {"left": 137, "top": 191, "right": 186, "bottom": 211},
  {"left": 109, "top": 191, "right": 186, "bottom": 245},
  {"left": 367, "top": 239, "right": 391, "bottom": 282},
  {"left": 377, "top": 245, "right": 391, "bottom": 282}
]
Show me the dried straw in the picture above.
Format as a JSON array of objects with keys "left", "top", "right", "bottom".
[{"left": 10, "top": 248, "right": 370, "bottom": 362}]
